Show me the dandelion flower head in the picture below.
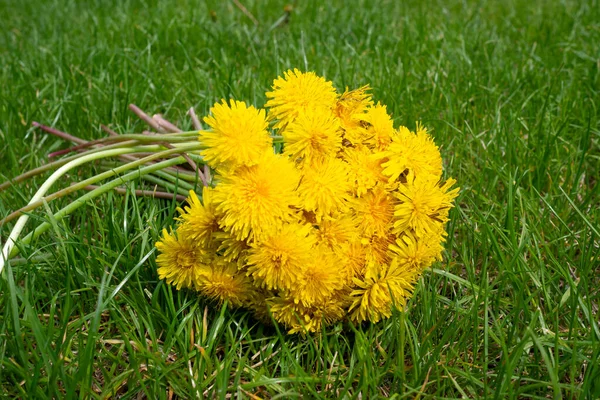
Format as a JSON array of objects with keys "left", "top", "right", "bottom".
[
  {"left": 246, "top": 222, "right": 315, "bottom": 291},
  {"left": 283, "top": 107, "right": 342, "bottom": 165},
  {"left": 297, "top": 157, "right": 351, "bottom": 220},
  {"left": 155, "top": 227, "right": 211, "bottom": 290},
  {"left": 177, "top": 187, "right": 219, "bottom": 249},
  {"left": 200, "top": 99, "right": 272, "bottom": 170},
  {"left": 213, "top": 153, "right": 300, "bottom": 241},
  {"left": 289, "top": 247, "right": 346, "bottom": 307},
  {"left": 349, "top": 258, "right": 418, "bottom": 323},
  {"left": 266, "top": 69, "right": 338, "bottom": 131},
  {"left": 363, "top": 103, "right": 395, "bottom": 151},
  {"left": 393, "top": 176, "right": 459, "bottom": 238},
  {"left": 197, "top": 258, "right": 254, "bottom": 307},
  {"left": 379, "top": 124, "right": 443, "bottom": 183}
]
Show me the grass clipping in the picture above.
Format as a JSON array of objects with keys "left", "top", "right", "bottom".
[{"left": 156, "top": 69, "right": 459, "bottom": 334}]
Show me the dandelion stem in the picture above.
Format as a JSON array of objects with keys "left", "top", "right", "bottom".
[
  {"left": 152, "top": 169, "right": 196, "bottom": 191},
  {"left": 157, "top": 141, "right": 206, "bottom": 186},
  {"left": 32, "top": 121, "right": 87, "bottom": 145},
  {"left": 96, "top": 160, "right": 201, "bottom": 182},
  {"left": 188, "top": 107, "right": 203, "bottom": 130},
  {"left": 0, "top": 147, "right": 138, "bottom": 274},
  {"left": 101, "top": 124, "right": 119, "bottom": 137},
  {"left": 0, "top": 143, "right": 201, "bottom": 274},
  {"left": 0, "top": 143, "right": 202, "bottom": 226},
  {"left": 83, "top": 185, "right": 187, "bottom": 202},
  {"left": 152, "top": 114, "right": 183, "bottom": 133},
  {"left": 0, "top": 140, "right": 199, "bottom": 192},
  {"left": 0, "top": 140, "right": 136, "bottom": 192},
  {"left": 128, "top": 104, "right": 166, "bottom": 132},
  {"left": 3, "top": 156, "right": 190, "bottom": 264},
  {"left": 47, "top": 132, "right": 198, "bottom": 157},
  {"left": 140, "top": 174, "right": 191, "bottom": 197}
]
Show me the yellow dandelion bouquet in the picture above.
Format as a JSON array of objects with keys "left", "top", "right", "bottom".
[
  {"left": 156, "top": 69, "right": 459, "bottom": 333},
  {"left": 1, "top": 69, "right": 458, "bottom": 334}
]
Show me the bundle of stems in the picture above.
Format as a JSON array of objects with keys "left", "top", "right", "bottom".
[{"left": 0, "top": 105, "right": 210, "bottom": 274}]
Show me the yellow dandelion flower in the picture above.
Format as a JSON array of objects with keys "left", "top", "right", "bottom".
[
  {"left": 290, "top": 248, "right": 345, "bottom": 307},
  {"left": 283, "top": 107, "right": 342, "bottom": 164},
  {"left": 393, "top": 177, "right": 459, "bottom": 237},
  {"left": 268, "top": 296, "right": 345, "bottom": 334},
  {"left": 349, "top": 258, "right": 418, "bottom": 323},
  {"left": 362, "top": 231, "right": 396, "bottom": 266},
  {"left": 197, "top": 259, "right": 254, "bottom": 307},
  {"left": 200, "top": 99, "right": 272, "bottom": 170},
  {"left": 297, "top": 157, "right": 351, "bottom": 219},
  {"left": 155, "top": 227, "right": 211, "bottom": 290},
  {"left": 335, "top": 85, "right": 373, "bottom": 124},
  {"left": 341, "top": 145, "right": 387, "bottom": 196},
  {"left": 213, "top": 153, "right": 300, "bottom": 241},
  {"left": 339, "top": 240, "right": 367, "bottom": 282},
  {"left": 213, "top": 231, "right": 250, "bottom": 266},
  {"left": 177, "top": 187, "right": 219, "bottom": 249},
  {"left": 351, "top": 185, "right": 395, "bottom": 237},
  {"left": 313, "top": 214, "right": 360, "bottom": 256},
  {"left": 389, "top": 231, "right": 444, "bottom": 272},
  {"left": 246, "top": 223, "right": 315, "bottom": 290},
  {"left": 378, "top": 124, "right": 443, "bottom": 183},
  {"left": 363, "top": 103, "right": 394, "bottom": 151},
  {"left": 343, "top": 126, "right": 371, "bottom": 147},
  {"left": 265, "top": 69, "right": 338, "bottom": 130},
  {"left": 335, "top": 85, "right": 373, "bottom": 145}
]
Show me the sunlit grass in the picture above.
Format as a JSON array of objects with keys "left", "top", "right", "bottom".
[{"left": 1, "top": 0, "right": 599, "bottom": 397}]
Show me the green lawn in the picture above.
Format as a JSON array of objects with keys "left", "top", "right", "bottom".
[{"left": 1, "top": 0, "right": 599, "bottom": 398}]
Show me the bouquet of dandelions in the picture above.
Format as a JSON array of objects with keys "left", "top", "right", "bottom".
[{"left": 1, "top": 69, "right": 458, "bottom": 334}]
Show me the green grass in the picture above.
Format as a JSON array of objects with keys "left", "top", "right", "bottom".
[{"left": 1, "top": 0, "right": 599, "bottom": 398}]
